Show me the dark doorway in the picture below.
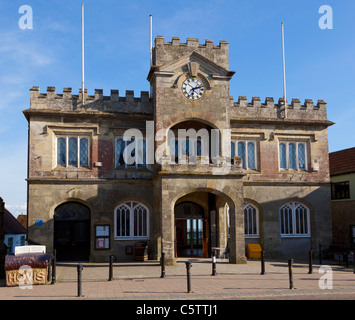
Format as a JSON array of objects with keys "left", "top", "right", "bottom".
[
  {"left": 174, "top": 201, "right": 206, "bottom": 258},
  {"left": 54, "top": 202, "right": 90, "bottom": 261}
]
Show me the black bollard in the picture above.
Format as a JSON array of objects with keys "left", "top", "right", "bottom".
[
  {"left": 108, "top": 255, "right": 114, "bottom": 281},
  {"left": 51, "top": 250, "right": 56, "bottom": 285},
  {"left": 47, "top": 258, "right": 52, "bottom": 283},
  {"left": 288, "top": 259, "right": 294, "bottom": 289},
  {"left": 77, "top": 264, "right": 83, "bottom": 297},
  {"left": 211, "top": 250, "right": 216, "bottom": 276},
  {"left": 308, "top": 250, "right": 313, "bottom": 274},
  {"left": 345, "top": 252, "right": 349, "bottom": 268},
  {"left": 160, "top": 252, "right": 166, "bottom": 278},
  {"left": 185, "top": 262, "right": 192, "bottom": 293},
  {"left": 260, "top": 250, "right": 265, "bottom": 275}
]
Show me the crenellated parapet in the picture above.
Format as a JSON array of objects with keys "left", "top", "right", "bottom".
[
  {"left": 29, "top": 86, "right": 153, "bottom": 114},
  {"left": 231, "top": 96, "right": 329, "bottom": 122},
  {"left": 153, "top": 36, "right": 229, "bottom": 70}
]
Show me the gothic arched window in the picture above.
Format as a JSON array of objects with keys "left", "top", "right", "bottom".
[{"left": 114, "top": 202, "right": 149, "bottom": 239}]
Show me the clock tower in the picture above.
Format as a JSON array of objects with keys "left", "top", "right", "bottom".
[{"left": 148, "top": 36, "right": 245, "bottom": 265}]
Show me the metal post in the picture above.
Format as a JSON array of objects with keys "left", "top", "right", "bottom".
[
  {"left": 160, "top": 252, "right": 166, "bottom": 278},
  {"left": 308, "top": 250, "right": 313, "bottom": 274},
  {"left": 211, "top": 250, "right": 216, "bottom": 276},
  {"left": 288, "top": 259, "right": 294, "bottom": 289},
  {"left": 81, "top": 3, "right": 85, "bottom": 106},
  {"left": 47, "top": 259, "right": 52, "bottom": 282},
  {"left": 345, "top": 252, "right": 349, "bottom": 268},
  {"left": 281, "top": 21, "right": 287, "bottom": 119},
  {"left": 185, "top": 262, "right": 192, "bottom": 293},
  {"left": 108, "top": 255, "right": 113, "bottom": 281},
  {"left": 319, "top": 244, "right": 322, "bottom": 265},
  {"left": 51, "top": 249, "right": 56, "bottom": 285},
  {"left": 77, "top": 264, "right": 83, "bottom": 297},
  {"left": 261, "top": 250, "right": 265, "bottom": 275}
]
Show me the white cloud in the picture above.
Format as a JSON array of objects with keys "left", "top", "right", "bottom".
[{"left": 5, "top": 203, "right": 27, "bottom": 217}]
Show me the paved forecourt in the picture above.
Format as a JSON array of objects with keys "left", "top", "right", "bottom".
[{"left": 1, "top": 258, "right": 355, "bottom": 300}]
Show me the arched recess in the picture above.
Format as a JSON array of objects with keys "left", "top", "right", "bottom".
[
  {"left": 54, "top": 201, "right": 90, "bottom": 261},
  {"left": 167, "top": 120, "right": 221, "bottom": 160}
]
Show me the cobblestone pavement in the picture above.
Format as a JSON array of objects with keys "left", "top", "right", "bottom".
[{"left": 0, "top": 258, "right": 355, "bottom": 300}]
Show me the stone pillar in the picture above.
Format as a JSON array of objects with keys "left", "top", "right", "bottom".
[
  {"left": 161, "top": 195, "right": 176, "bottom": 265},
  {"left": 0, "top": 198, "right": 6, "bottom": 278},
  {"left": 229, "top": 198, "right": 247, "bottom": 264}
]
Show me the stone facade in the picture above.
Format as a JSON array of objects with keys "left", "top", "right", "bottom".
[{"left": 24, "top": 36, "right": 334, "bottom": 264}]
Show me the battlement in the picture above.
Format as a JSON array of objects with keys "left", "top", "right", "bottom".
[
  {"left": 153, "top": 36, "right": 229, "bottom": 70},
  {"left": 154, "top": 36, "right": 228, "bottom": 49},
  {"left": 29, "top": 86, "right": 153, "bottom": 114},
  {"left": 231, "top": 96, "right": 329, "bottom": 122}
]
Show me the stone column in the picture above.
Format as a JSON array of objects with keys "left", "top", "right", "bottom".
[
  {"left": 161, "top": 195, "right": 176, "bottom": 265},
  {"left": 0, "top": 198, "right": 6, "bottom": 278},
  {"left": 229, "top": 198, "right": 247, "bottom": 264}
]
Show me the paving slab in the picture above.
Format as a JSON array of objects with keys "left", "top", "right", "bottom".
[{"left": 0, "top": 258, "right": 355, "bottom": 301}]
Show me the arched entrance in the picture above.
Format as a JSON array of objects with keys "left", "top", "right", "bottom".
[
  {"left": 54, "top": 202, "right": 90, "bottom": 261},
  {"left": 173, "top": 192, "right": 230, "bottom": 259},
  {"left": 174, "top": 201, "right": 206, "bottom": 258}
]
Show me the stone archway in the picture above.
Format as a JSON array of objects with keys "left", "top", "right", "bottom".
[{"left": 158, "top": 176, "right": 246, "bottom": 265}]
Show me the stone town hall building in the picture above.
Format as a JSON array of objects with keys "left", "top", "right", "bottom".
[{"left": 23, "top": 36, "right": 333, "bottom": 264}]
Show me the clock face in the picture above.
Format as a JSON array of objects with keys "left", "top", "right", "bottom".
[{"left": 182, "top": 77, "right": 204, "bottom": 100}]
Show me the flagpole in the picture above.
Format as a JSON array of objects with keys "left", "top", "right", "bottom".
[
  {"left": 82, "top": 4, "right": 85, "bottom": 105},
  {"left": 281, "top": 21, "right": 287, "bottom": 119},
  {"left": 149, "top": 14, "right": 153, "bottom": 99},
  {"left": 150, "top": 14, "right": 153, "bottom": 67}
]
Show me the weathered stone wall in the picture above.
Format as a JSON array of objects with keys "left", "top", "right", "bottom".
[
  {"left": 29, "top": 87, "right": 152, "bottom": 114},
  {"left": 153, "top": 36, "right": 230, "bottom": 70},
  {"left": 230, "top": 123, "right": 331, "bottom": 183},
  {"left": 231, "top": 96, "right": 329, "bottom": 121},
  {"left": 27, "top": 181, "right": 155, "bottom": 262},
  {"left": 25, "top": 114, "right": 154, "bottom": 180},
  {"left": 243, "top": 183, "right": 332, "bottom": 258}
]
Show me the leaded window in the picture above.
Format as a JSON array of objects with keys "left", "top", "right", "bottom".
[
  {"left": 280, "top": 202, "right": 310, "bottom": 237},
  {"left": 115, "top": 202, "right": 149, "bottom": 239},
  {"left": 231, "top": 140, "right": 257, "bottom": 169},
  {"left": 56, "top": 136, "right": 89, "bottom": 168},
  {"left": 169, "top": 138, "right": 203, "bottom": 157},
  {"left": 115, "top": 137, "right": 146, "bottom": 168},
  {"left": 244, "top": 203, "right": 259, "bottom": 237},
  {"left": 279, "top": 142, "right": 307, "bottom": 171}
]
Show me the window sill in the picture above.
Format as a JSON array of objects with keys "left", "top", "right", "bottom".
[
  {"left": 280, "top": 235, "right": 311, "bottom": 238},
  {"left": 114, "top": 237, "right": 149, "bottom": 241},
  {"left": 242, "top": 169, "right": 260, "bottom": 174},
  {"left": 114, "top": 167, "right": 149, "bottom": 171},
  {"left": 52, "top": 166, "right": 92, "bottom": 171},
  {"left": 279, "top": 169, "right": 309, "bottom": 173}
]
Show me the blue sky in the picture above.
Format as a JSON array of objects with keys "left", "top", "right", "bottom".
[{"left": 0, "top": 0, "right": 354, "bottom": 216}]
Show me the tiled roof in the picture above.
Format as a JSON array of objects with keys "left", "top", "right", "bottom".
[
  {"left": 3, "top": 208, "right": 26, "bottom": 235},
  {"left": 329, "top": 147, "right": 355, "bottom": 176}
]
